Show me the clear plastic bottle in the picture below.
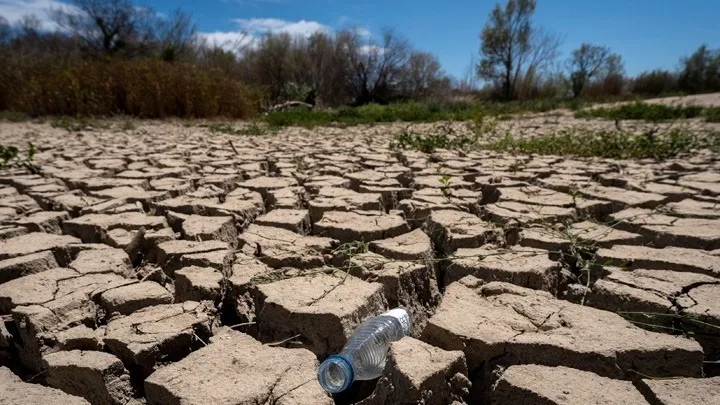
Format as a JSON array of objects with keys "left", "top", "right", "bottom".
[{"left": 317, "top": 308, "right": 412, "bottom": 394}]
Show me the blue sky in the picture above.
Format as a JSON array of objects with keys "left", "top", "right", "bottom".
[{"left": 2, "top": 0, "right": 719, "bottom": 79}]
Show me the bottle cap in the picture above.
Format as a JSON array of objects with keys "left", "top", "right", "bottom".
[{"left": 382, "top": 308, "right": 412, "bottom": 336}]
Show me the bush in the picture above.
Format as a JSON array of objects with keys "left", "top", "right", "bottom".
[
  {"left": 631, "top": 70, "right": 678, "bottom": 97},
  {"left": 263, "top": 99, "right": 588, "bottom": 128},
  {"left": 486, "top": 128, "right": 715, "bottom": 160},
  {"left": 391, "top": 130, "right": 476, "bottom": 153},
  {"left": 0, "top": 57, "right": 262, "bottom": 119},
  {"left": 706, "top": 108, "right": 720, "bottom": 123},
  {"left": 575, "top": 102, "right": 705, "bottom": 122}
]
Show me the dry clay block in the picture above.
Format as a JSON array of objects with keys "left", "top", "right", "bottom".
[
  {"left": 103, "top": 301, "right": 214, "bottom": 377},
  {"left": 0, "top": 366, "right": 89, "bottom": 405},
  {"left": 492, "top": 364, "right": 649, "bottom": 405},
  {"left": 0, "top": 232, "right": 80, "bottom": 261},
  {"left": 174, "top": 266, "right": 223, "bottom": 302},
  {"left": 636, "top": 376, "right": 720, "bottom": 405},
  {"left": 239, "top": 224, "right": 337, "bottom": 269},
  {"left": 313, "top": 211, "right": 409, "bottom": 243},
  {"left": 254, "top": 272, "right": 386, "bottom": 356},
  {"left": 43, "top": 350, "right": 136, "bottom": 405},
  {"left": 144, "top": 329, "right": 331, "bottom": 405},
  {"left": 347, "top": 252, "right": 440, "bottom": 335},
  {"left": 445, "top": 246, "right": 561, "bottom": 293},
  {"left": 421, "top": 278, "right": 704, "bottom": 396},
  {"left": 360, "top": 337, "right": 470, "bottom": 405}
]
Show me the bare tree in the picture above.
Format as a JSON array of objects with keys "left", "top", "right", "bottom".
[
  {"left": 306, "top": 31, "right": 344, "bottom": 106},
  {"left": 477, "top": 0, "right": 535, "bottom": 100},
  {"left": 19, "top": 14, "right": 42, "bottom": 38},
  {"left": 253, "top": 33, "right": 293, "bottom": 104},
  {"left": 156, "top": 9, "right": 196, "bottom": 60},
  {"left": 51, "top": 0, "right": 155, "bottom": 56},
  {"left": 0, "top": 17, "right": 11, "bottom": 45},
  {"left": 456, "top": 53, "right": 480, "bottom": 94},
  {"left": 342, "top": 28, "right": 411, "bottom": 104},
  {"left": 398, "top": 51, "right": 450, "bottom": 100},
  {"left": 567, "top": 43, "right": 613, "bottom": 97}
]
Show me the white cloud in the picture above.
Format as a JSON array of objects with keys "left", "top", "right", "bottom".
[
  {"left": 0, "top": 0, "right": 76, "bottom": 29},
  {"left": 233, "top": 18, "right": 329, "bottom": 37},
  {"left": 360, "top": 44, "right": 384, "bottom": 55},
  {"left": 198, "top": 31, "right": 256, "bottom": 52},
  {"left": 354, "top": 27, "right": 372, "bottom": 38},
  {"left": 199, "top": 18, "right": 330, "bottom": 54}
]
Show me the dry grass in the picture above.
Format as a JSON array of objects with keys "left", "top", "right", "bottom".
[{"left": 0, "top": 57, "right": 262, "bottom": 119}]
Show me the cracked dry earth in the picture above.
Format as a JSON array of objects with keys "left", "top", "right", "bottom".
[{"left": 1, "top": 121, "right": 720, "bottom": 405}]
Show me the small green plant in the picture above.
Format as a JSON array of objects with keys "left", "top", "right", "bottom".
[
  {"left": 293, "top": 155, "right": 309, "bottom": 173},
  {"left": 0, "top": 111, "right": 30, "bottom": 122},
  {"left": 439, "top": 174, "right": 454, "bottom": 199},
  {"left": 508, "top": 160, "right": 524, "bottom": 173},
  {"left": 705, "top": 107, "right": 720, "bottom": 123},
  {"left": 51, "top": 117, "right": 109, "bottom": 132},
  {"left": 209, "top": 122, "right": 277, "bottom": 136},
  {"left": 1, "top": 142, "right": 40, "bottom": 174},
  {"left": 575, "top": 102, "right": 706, "bottom": 122},
  {"left": 568, "top": 188, "right": 580, "bottom": 206},
  {"left": 120, "top": 120, "right": 137, "bottom": 132},
  {"left": 486, "top": 128, "right": 716, "bottom": 160}
]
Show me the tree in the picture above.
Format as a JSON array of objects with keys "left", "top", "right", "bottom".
[
  {"left": 567, "top": 43, "right": 612, "bottom": 97},
  {"left": 52, "top": 0, "right": 152, "bottom": 55},
  {"left": 632, "top": 70, "right": 678, "bottom": 96},
  {"left": 0, "top": 17, "right": 12, "bottom": 46},
  {"left": 156, "top": 9, "right": 197, "bottom": 61},
  {"left": 478, "top": 0, "right": 534, "bottom": 100},
  {"left": 477, "top": 0, "right": 561, "bottom": 100},
  {"left": 678, "top": 45, "right": 720, "bottom": 94},
  {"left": 342, "top": 28, "right": 411, "bottom": 105},
  {"left": 397, "top": 51, "right": 451, "bottom": 100}
]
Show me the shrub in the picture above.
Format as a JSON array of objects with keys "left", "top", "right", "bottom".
[
  {"left": 486, "top": 128, "right": 715, "bottom": 160},
  {"left": 263, "top": 99, "right": 586, "bottom": 128},
  {"left": 391, "top": 130, "right": 476, "bottom": 153},
  {"left": 575, "top": 102, "right": 705, "bottom": 122},
  {"left": 631, "top": 70, "right": 678, "bottom": 96},
  {"left": 0, "top": 58, "right": 262, "bottom": 119}
]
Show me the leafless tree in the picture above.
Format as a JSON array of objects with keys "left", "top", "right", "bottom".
[
  {"left": 341, "top": 28, "right": 411, "bottom": 104},
  {"left": 398, "top": 51, "right": 450, "bottom": 100},
  {"left": 156, "top": 9, "right": 196, "bottom": 60},
  {"left": 51, "top": 0, "right": 196, "bottom": 58},
  {"left": 457, "top": 53, "right": 480, "bottom": 94},
  {"left": 252, "top": 33, "right": 293, "bottom": 104},
  {"left": 0, "top": 17, "right": 9, "bottom": 45}
]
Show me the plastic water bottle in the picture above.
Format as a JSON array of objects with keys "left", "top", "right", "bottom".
[{"left": 317, "top": 308, "right": 412, "bottom": 394}]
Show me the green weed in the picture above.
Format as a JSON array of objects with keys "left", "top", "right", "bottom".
[
  {"left": 0, "top": 111, "right": 30, "bottom": 122},
  {"left": 486, "top": 128, "right": 716, "bottom": 160},
  {"left": 264, "top": 99, "right": 586, "bottom": 128},
  {"left": 705, "top": 107, "right": 720, "bottom": 123},
  {"left": 51, "top": 117, "right": 110, "bottom": 132},
  {"left": 209, "top": 122, "right": 277, "bottom": 136},
  {"left": 575, "top": 102, "right": 706, "bottom": 122},
  {"left": 391, "top": 130, "right": 476, "bottom": 153},
  {"left": 0, "top": 142, "right": 40, "bottom": 174},
  {"left": 120, "top": 120, "right": 137, "bottom": 131}
]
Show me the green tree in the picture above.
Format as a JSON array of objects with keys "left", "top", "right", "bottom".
[
  {"left": 678, "top": 45, "right": 720, "bottom": 94},
  {"left": 478, "top": 0, "right": 535, "bottom": 100},
  {"left": 568, "top": 43, "right": 613, "bottom": 98},
  {"left": 477, "top": 0, "right": 561, "bottom": 100}
]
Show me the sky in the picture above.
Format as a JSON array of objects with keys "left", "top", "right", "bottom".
[{"left": 1, "top": 0, "right": 719, "bottom": 79}]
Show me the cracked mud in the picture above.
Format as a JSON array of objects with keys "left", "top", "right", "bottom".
[{"left": 1, "top": 115, "right": 720, "bottom": 405}]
